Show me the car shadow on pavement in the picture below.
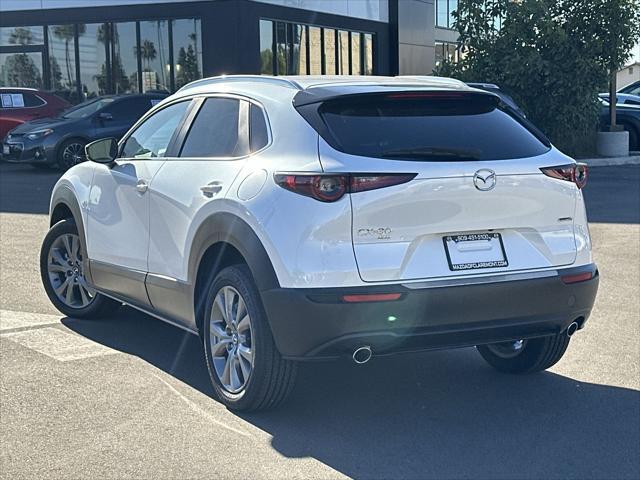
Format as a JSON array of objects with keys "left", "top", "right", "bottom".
[{"left": 63, "top": 307, "right": 640, "bottom": 480}]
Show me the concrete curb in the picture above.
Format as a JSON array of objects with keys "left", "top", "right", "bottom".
[{"left": 580, "top": 153, "right": 640, "bottom": 167}]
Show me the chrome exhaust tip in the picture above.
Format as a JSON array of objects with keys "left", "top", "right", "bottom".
[
  {"left": 567, "top": 321, "right": 579, "bottom": 337},
  {"left": 352, "top": 346, "right": 372, "bottom": 364}
]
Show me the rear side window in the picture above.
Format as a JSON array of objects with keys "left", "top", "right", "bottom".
[
  {"left": 250, "top": 103, "right": 269, "bottom": 152},
  {"left": 302, "top": 93, "right": 550, "bottom": 161},
  {"left": 0, "top": 92, "right": 44, "bottom": 108},
  {"left": 180, "top": 97, "right": 249, "bottom": 158},
  {"left": 104, "top": 97, "right": 152, "bottom": 121},
  {"left": 121, "top": 100, "right": 189, "bottom": 158}
]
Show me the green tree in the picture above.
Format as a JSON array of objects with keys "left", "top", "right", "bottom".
[
  {"left": 5, "top": 28, "right": 42, "bottom": 88},
  {"left": 437, "top": 0, "right": 640, "bottom": 156},
  {"left": 8, "top": 27, "right": 34, "bottom": 46},
  {"left": 5, "top": 54, "right": 42, "bottom": 88},
  {"left": 49, "top": 55, "right": 63, "bottom": 90},
  {"left": 52, "top": 25, "right": 76, "bottom": 89},
  {"left": 176, "top": 44, "right": 200, "bottom": 88}
]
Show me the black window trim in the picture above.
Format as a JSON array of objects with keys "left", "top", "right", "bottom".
[
  {"left": 117, "top": 96, "right": 194, "bottom": 160},
  {"left": 174, "top": 93, "right": 273, "bottom": 160}
]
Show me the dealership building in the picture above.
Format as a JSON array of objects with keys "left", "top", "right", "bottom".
[{"left": 0, "top": 0, "right": 460, "bottom": 103}]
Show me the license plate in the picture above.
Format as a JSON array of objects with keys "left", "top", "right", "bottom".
[
  {"left": 443, "top": 233, "right": 508, "bottom": 271},
  {"left": 2, "top": 145, "right": 9, "bottom": 155}
]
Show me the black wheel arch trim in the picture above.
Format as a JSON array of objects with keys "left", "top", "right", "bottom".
[
  {"left": 188, "top": 212, "right": 281, "bottom": 331},
  {"left": 188, "top": 212, "right": 280, "bottom": 293},
  {"left": 49, "top": 186, "right": 93, "bottom": 284}
]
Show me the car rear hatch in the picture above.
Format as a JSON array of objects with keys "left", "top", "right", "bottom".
[{"left": 295, "top": 88, "right": 581, "bottom": 283}]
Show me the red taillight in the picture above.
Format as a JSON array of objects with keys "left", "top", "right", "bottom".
[
  {"left": 350, "top": 174, "right": 416, "bottom": 193},
  {"left": 342, "top": 293, "right": 402, "bottom": 303},
  {"left": 274, "top": 173, "right": 416, "bottom": 202},
  {"left": 541, "top": 163, "right": 588, "bottom": 189},
  {"left": 561, "top": 271, "right": 593, "bottom": 284},
  {"left": 274, "top": 174, "right": 348, "bottom": 202}
]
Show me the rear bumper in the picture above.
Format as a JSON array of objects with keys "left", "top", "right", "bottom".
[{"left": 260, "top": 264, "right": 599, "bottom": 360}]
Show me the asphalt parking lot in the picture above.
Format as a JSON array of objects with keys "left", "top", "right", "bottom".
[{"left": 1, "top": 162, "right": 639, "bottom": 479}]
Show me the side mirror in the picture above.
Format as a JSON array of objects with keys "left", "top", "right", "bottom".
[
  {"left": 85, "top": 138, "right": 118, "bottom": 165},
  {"left": 98, "top": 112, "right": 113, "bottom": 121}
]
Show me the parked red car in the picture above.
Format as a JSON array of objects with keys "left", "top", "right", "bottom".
[{"left": 0, "top": 88, "right": 70, "bottom": 139}]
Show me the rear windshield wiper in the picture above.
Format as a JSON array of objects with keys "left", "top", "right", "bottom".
[{"left": 381, "top": 147, "right": 481, "bottom": 161}]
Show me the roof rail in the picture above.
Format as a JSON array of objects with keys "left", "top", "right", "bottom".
[{"left": 177, "top": 75, "right": 303, "bottom": 93}]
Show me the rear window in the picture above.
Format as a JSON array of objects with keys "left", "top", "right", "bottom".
[{"left": 302, "top": 92, "right": 550, "bottom": 161}]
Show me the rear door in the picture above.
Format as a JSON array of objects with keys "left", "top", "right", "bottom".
[
  {"left": 147, "top": 96, "right": 265, "bottom": 326},
  {"left": 313, "top": 91, "right": 578, "bottom": 282}
]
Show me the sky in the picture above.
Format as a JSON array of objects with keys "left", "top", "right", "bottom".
[{"left": 632, "top": 43, "right": 640, "bottom": 64}]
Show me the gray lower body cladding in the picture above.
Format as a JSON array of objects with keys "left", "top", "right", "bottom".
[{"left": 260, "top": 265, "right": 599, "bottom": 360}]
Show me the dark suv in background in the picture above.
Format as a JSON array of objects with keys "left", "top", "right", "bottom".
[{"left": 2, "top": 93, "right": 167, "bottom": 170}]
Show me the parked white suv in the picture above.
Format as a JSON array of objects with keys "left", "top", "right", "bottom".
[{"left": 41, "top": 75, "right": 599, "bottom": 411}]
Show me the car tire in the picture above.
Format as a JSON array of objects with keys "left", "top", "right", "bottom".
[
  {"left": 202, "top": 264, "right": 297, "bottom": 411},
  {"left": 40, "top": 219, "right": 121, "bottom": 319},
  {"left": 477, "top": 333, "right": 570, "bottom": 374},
  {"left": 57, "top": 139, "right": 87, "bottom": 171}
]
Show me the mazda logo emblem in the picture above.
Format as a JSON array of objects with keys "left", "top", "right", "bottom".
[{"left": 473, "top": 169, "right": 497, "bottom": 191}]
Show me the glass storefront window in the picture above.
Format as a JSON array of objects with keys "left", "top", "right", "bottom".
[
  {"left": 259, "top": 20, "right": 274, "bottom": 75},
  {"left": 436, "top": 0, "right": 449, "bottom": 28},
  {"left": 436, "top": 0, "right": 458, "bottom": 29},
  {"left": 78, "top": 23, "right": 109, "bottom": 100},
  {"left": 112, "top": 22, "right": 139, "bottom": 94},
  {"left": 435, "top": 41, "right": 460, "bottom": 68},
  {"left": 48, "top": 25, "right": 78, "bottom": 102},
  {"left": 363, "top": 33, "right": 373, "bottom": 75},
  {"left": 173, "top": 18, "right": 202, "bottom": 89},
  {"left": 289, "top": 24, "right": 303, "bottom": 75},
  {"left": 308, "top": 27, "right": 321, "bottom": 75},
  {"left": 275, "top": 22, "right": 288, "bottom": 75},
  {"left": 324, "top": 28, "right": 336, "bottom": 75},
  {"left": 0, "top": 26, "right": 44, "bottom": 46},
  {"left": 139, "top": 20, "right": 170, "bottom": 92},
  {"left": 259, "top": 19, "right": 374, "bottom": 78},
  {"left": 351, "top": 33, "right": 361, "bottom": 75},
  {"left": 0, "top": 52, "right": 43, "bottom": 88},
  {"left": 338, "top": 31, "right": 349, "bottom": 75}
]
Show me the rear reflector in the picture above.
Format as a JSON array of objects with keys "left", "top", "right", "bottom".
[
  {"left": 342, "top": 293, "right": 402, "bottom": 303},
  {"left": 561, "top": 271, "right": 593, "bottom": 284}
]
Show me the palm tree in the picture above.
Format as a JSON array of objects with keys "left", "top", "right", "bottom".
[
  {"left": 52, "top": 25, "right": 75, "bottom": 88},
  {"left": 136, "top": 39, "right": 157, "bottom": 72}
]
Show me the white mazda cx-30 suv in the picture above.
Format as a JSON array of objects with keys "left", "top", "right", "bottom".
[{"left": 41, "top": 75, "right": 599, "bottom": 411}]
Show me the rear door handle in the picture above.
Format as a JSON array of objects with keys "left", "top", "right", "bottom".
[
  {"left": 200, "top": 181, "right": 223, "bottom": 198},
  {"left": 136, "top": 179, "right": 149, "bottom": 194}
]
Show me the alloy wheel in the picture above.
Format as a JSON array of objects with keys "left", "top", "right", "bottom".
[
  {"left": 209, "top": 286, "right": 254, "bottom": 393},
  {"left": 486, "top": 339, "right": 527, "bottom": 359},
  {"left": 47, "top": 233, "right": 95, "bottom": 308},
  {"left": 61, "top": 143, "right": 85, "bottom": 168}
]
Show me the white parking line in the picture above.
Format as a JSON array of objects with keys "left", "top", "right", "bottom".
[
  {"left": 1, "top": 327, "right": 118, "bottom": 362},
  {"left": 0, "top": 309, "right": 62, "bottom": 331}
]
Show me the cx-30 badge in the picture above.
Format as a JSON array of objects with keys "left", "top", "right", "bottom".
[{"left": 473, "top": 169, "right": 497, "bottom": 191}]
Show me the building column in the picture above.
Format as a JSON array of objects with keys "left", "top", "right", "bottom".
[{"left": 390, "top": 0, "right": 436, "bottom": 75}]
